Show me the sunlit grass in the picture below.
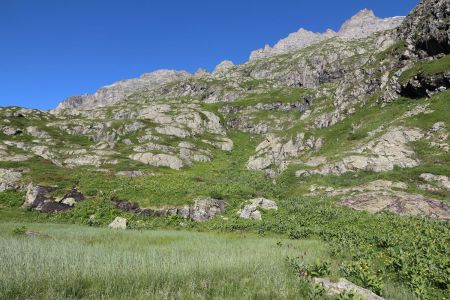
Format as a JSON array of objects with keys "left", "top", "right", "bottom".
[{"left": 0, "top": 222, "right": 328, "bottom": 299}]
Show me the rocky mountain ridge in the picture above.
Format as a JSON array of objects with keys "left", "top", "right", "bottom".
[
  {"left": 56, "top": 9, "right": 405, "bottom": 112},
  {"left": 249, "top": 9, "right": 404, "bottom": 61}
]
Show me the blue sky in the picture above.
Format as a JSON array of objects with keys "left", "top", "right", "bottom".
[{"left": 0, "top": 0, "right": 419, "bottom": 110}]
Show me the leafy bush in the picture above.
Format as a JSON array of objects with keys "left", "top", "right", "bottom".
[
  {"left": 286, "top": 256, "right": 331, "bottom": 278},
  {"left": 12, "top": 226, "right": 27, "bottom": 235}
]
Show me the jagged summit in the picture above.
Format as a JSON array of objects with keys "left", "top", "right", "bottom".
[
  {"left": 249, "top": 9, "right": 404, "bottom": 61},
  {"left": 338, "top": 9, "right": 404, "bottom": 39}
]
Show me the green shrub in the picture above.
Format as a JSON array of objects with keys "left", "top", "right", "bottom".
[{"left": 12, "top": 226, "right": 27, "bottom": 235}]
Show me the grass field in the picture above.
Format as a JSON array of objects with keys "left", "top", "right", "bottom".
[{"left": 0, "top": 222, "right": 330, "bottom": 300}]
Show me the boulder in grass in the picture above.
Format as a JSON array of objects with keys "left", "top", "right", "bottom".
[
  {"left": 313, "top": 278, "right": 385, "bottom": 300},
  {"left": 108, "top": 217, "right": 127, "bottom": 230},
  {"left": 238, "top": 198, "right": 278, "bottom": 220}
]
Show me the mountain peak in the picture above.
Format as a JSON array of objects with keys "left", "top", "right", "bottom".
[
  {"left": 352, "top": 8, "right": 376, "bottom": 19},
  {"left": 249, "top": 9, "right": 404, "bottom": 61}
]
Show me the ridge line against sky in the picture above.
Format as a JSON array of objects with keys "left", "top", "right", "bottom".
[{"left": 0, "top": 0, "right": 419, "bottom": 110}]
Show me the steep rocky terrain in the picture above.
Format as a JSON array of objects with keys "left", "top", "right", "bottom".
[{"left": 1, "top": 1, "right": 449, "bottom": 298}]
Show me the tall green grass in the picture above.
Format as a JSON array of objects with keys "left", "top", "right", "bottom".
[{"left": 0, "top": 223, "right": 328, "bottom": 299}]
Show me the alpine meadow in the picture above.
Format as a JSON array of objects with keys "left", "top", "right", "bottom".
[{"left": 0, "top": 0, "right": 449, "bottom": 299}]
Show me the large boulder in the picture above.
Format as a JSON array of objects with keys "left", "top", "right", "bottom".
[
  {"left": 313, "top": 277, "right": 385, "bottom": 300},
  {"left": 339, "top": 191, "right": 450, "bottom": 220},
  {"left": 190, "top": 198, "right": 226, "bottom": 222},
  {"left": 108, "top": 217, "right": 127, "bottom": 229},
  {"left": 238, "top": 198, "right": 278, "bottom": 220}
]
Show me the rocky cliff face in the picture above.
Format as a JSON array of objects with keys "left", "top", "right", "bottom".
[{"left": 398, "top": 0, "right": 449, "bottom": 56}]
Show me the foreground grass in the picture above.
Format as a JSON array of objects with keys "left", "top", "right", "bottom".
[{"left": 0, "top": 223, "right": 328, "bottom": 300}]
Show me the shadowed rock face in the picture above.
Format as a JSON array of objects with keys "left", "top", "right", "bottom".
[
  {"left": 400, "top": 72, "right": 450, "bottom": 98},
  {"left": 398, "top": 0, "right": 450, "bottom": 56},
  {"left": 22, "top": 184, "right": 86, "bottom": 213}
]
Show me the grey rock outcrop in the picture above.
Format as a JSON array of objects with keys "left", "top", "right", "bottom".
[
  {"left": 298, "top": 127, "right": 424, "bottom": 177},
  {"left": 247, "top": 133, "right": 322, "bottom": 175},
  {"left": 237, "top": 198, "right": 278, "bottom": 220},
  {"left": 116, "top": 198, "right": 226, "bottom": 222},
  {"left": 313, "top": 277, "right": 385, "bottom": 300},
  {"left": 419, "top": 173, "right": 450, "bottom": 192},
  {"left": 306, "top": 180, "right": 408, "bottom": 197},
  {"left": 250, "top": 28, "right": 336, "bottom": 61},
  {"left": 0, "top": 125, "right": 22, "bottom": 136},
  {"left": 213, "top": 60, "right": 235, "bottom": 76},
  {"left": 190, "top": 198, "right": 226, "bottom": 221},
  {"left": 0, "top": 169, "right": 23, "bottom": 192},
  {"left": 339, "top": 191, "right": 450, "bottom": 220}
]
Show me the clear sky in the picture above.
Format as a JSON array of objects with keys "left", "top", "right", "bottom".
[{"left": 0, "top": 0, "right": 419, "bottom": 110}]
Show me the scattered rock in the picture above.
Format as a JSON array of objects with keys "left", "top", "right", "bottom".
[
  {"left": 108, "top": 217, "right": 127, "bottom": 229},
  {"left": 238, "top": 198, "right": 278, "bottom": 220},
  {"left": 339, "top": 191, "right": 450, "bottom": 220},
  {"left": 313, "top": 277, "right": 385, "bottom": 300}
]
